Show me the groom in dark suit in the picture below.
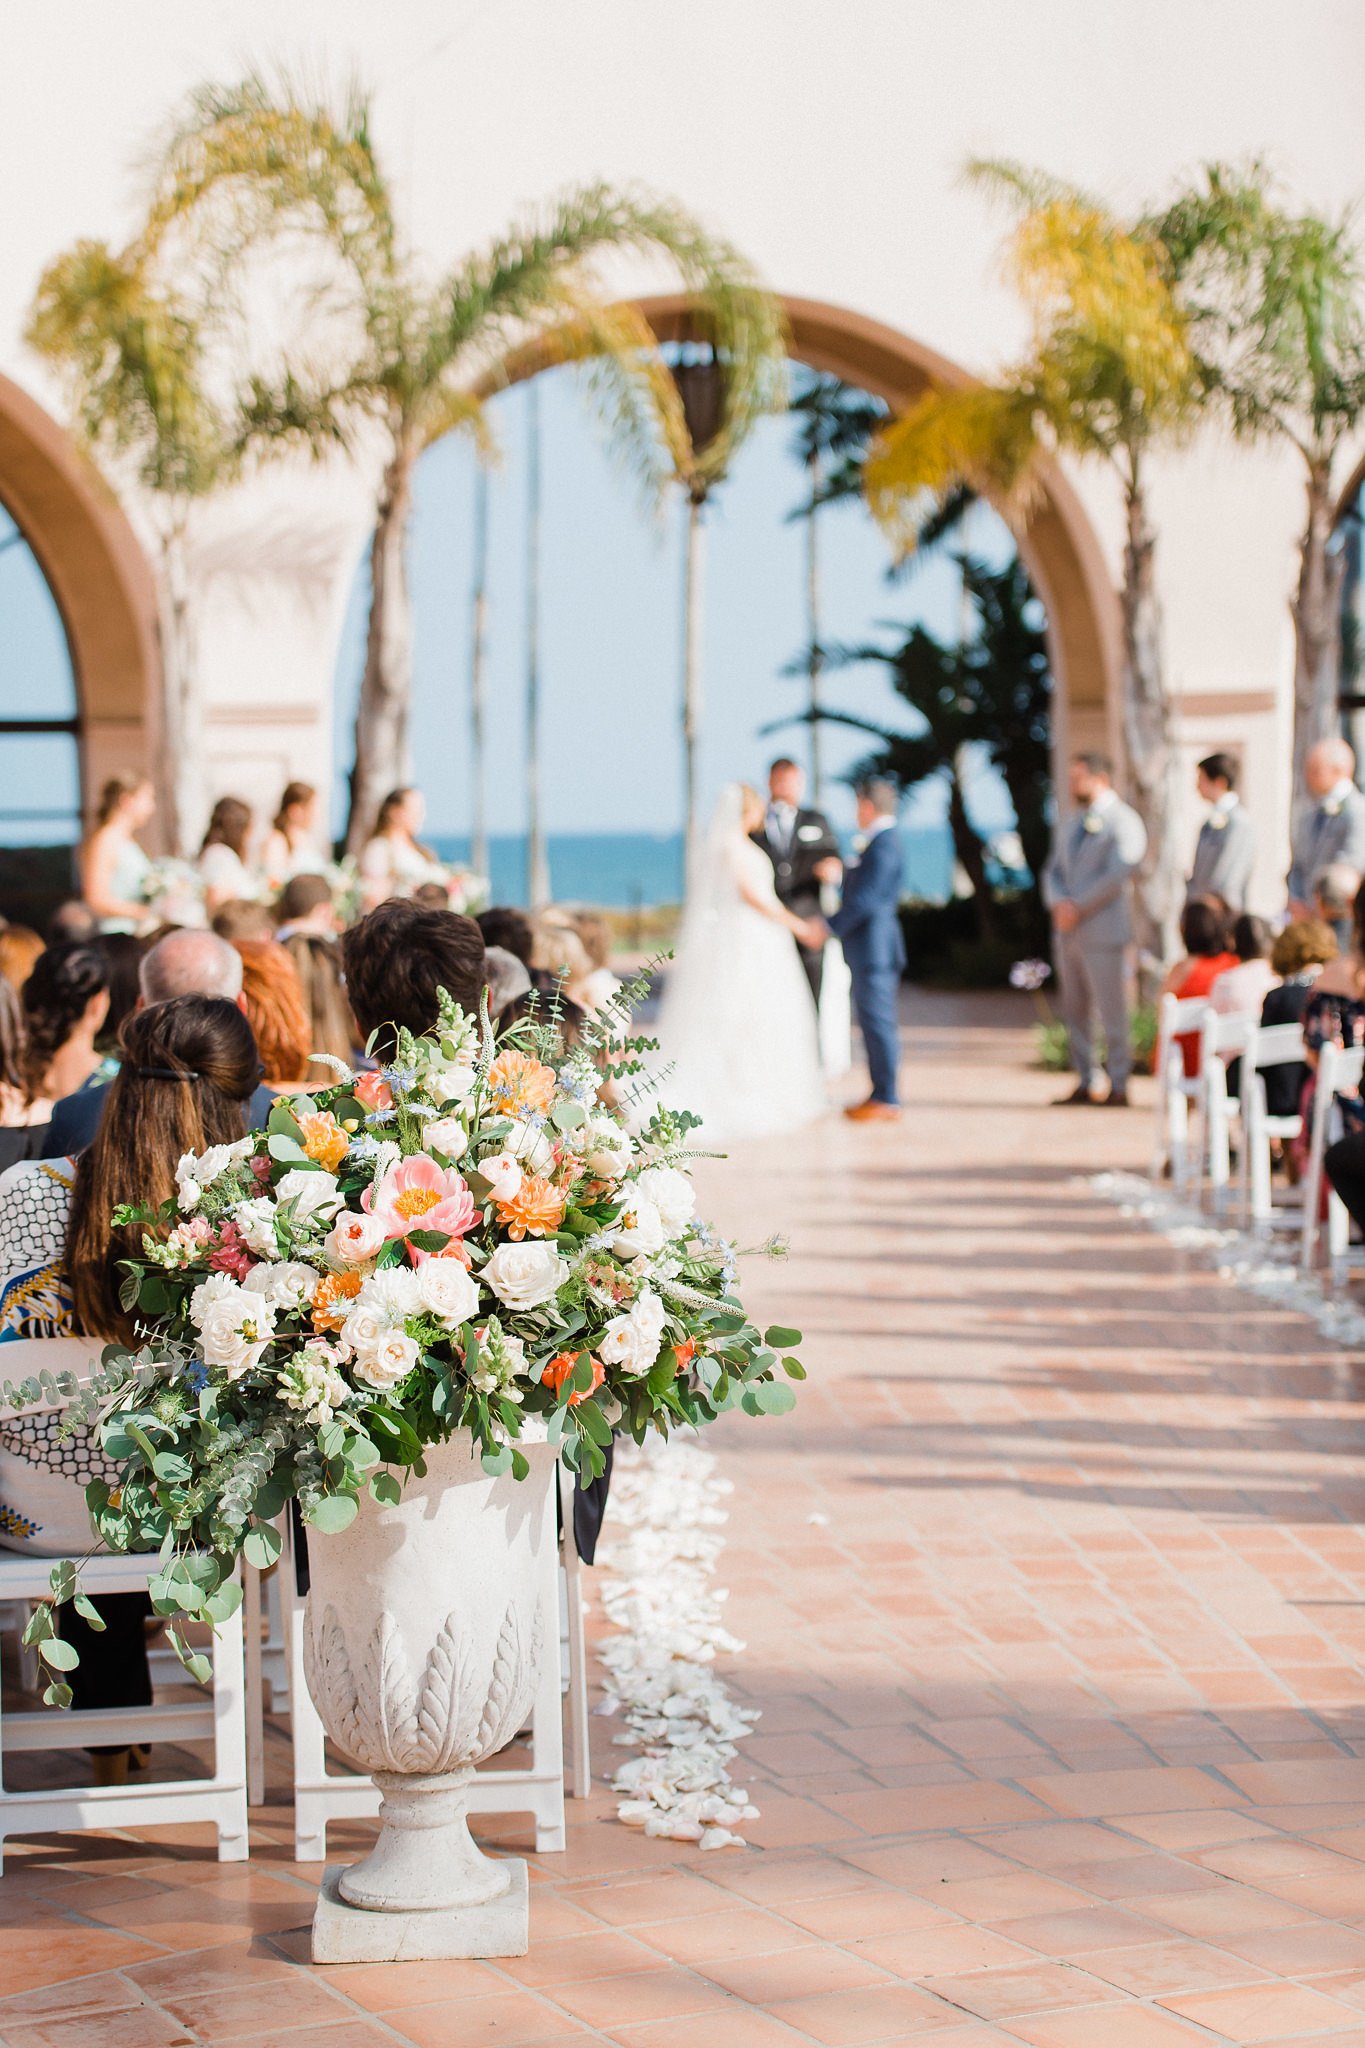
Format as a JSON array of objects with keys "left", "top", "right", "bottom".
[
  {"left": 827, "top": 778, "right": 906, "bottom": 1122},
  {"left": 751, "top": 757, "right": 842, "bottom": 1003}
]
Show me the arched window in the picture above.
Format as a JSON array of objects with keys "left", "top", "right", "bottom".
[{"left": 0, "top": 500, "right": 80, "bottom": 846}]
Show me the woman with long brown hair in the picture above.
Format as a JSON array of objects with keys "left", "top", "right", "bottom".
[
  {"left": 261, "top": 780, "right": 325, "bottom": 890},
  {"left": 0, "top": 996, "right": 260, "bottom": 1776},
  {"left": 78, "top": 773, "right": 156, "bottom": 934},
  {"left": 21, "top": 942, "right": 110, "bottom": 1114},
  {"left": 359, "top": 786, "right": 445, "bottom": 910}
]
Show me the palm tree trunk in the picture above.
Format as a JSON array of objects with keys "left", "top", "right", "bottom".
[
  {"left": 1291, "top": 453, "right": 1347, "bottom": 805},
  {"left": 346, "top": 441, "right": 415, "bottom": 857},
  {"left": 524, "top": 381, "right": 550, "bottom": 911},
  {"left": 1118, "top": 471, "right": 1180, "bottom": 986},
  {"left": 157, "top": 528, "right": 198, "bottom": 856},
  {"left": 468, "top": 460, "right": 490, "bottom": 883},
  {"left": 806, "top": 453, "right": 824, "bottom": 802},
  {"left": 681, "top": 488, "right": 706, "bottom": 891},
  {"left": 946, "top": 757, "right": 996, "bottom": 942}
]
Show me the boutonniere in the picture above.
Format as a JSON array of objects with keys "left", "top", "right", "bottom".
[
  {"left": 1082, "top": 813, "right": 1104, "bottom": 834},
  {"left": 1325, "top": 797, "right": 1346, "bottom": 818},
  {"left": 1209, "top": 812, "right": 1228, "bottom": 831}
]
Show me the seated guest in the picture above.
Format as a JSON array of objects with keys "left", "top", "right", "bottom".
[
  {"left": 1161, "top": 898, "right": 1238, "bottom": 1077},
  {"left": 275, "top": 876, "right": 356, "bottom": 1074},
  {"left": 1257, "top": 918, "right": 1337, "bottom": 1121},
  {"left": 342, "top": 899, "right": 486, "bottom": 1050},
  {"left": 232, "top": 939, "right": 313, "bottom": 1092},
  {"left": 0, "top": 925, "right": 45, "bottom": 995},
  {"left": 0, "top": 996, "right": 260, "bottom": 1780},
  {"left": 533, "top": 915, "right": 595, "bottom": 1010},
  {"left": 41, "top": 929, "right": 272, "bottom": 1156},
  {"left": 96, "top": 932, "right": 145, "bottom": 1059},
  {"left": 46, "top": 901, "right": 99, "bottom": 946},
  {"left": 0, "top": 974, "right": 45, "bottom": 1171},
  {"left": 477, "top": 906, "right": 534, "bottom": 970},
  {"left": 1314, "top": 862, "right": 1362, "bottom": 956},
  {"left": 21, "top": 944, "right": 110, "bottom": 1120},
  {"left": 574, "top": 911, "right": 623, "bottom": 1014},
  {"left": 485, "top": 946, "right": 532, "bottom": 1021},
  {"left": 1209, "top": 914, "right": 1277, "bottom": 1018},
  {"left": 211, "top": 898, "right": 275, "bottom": 943}
]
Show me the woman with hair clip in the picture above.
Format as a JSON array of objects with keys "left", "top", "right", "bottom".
[
  {"left": 78, "top": 774, "right": 156, "bottom": 935},
  {"left": 261, "top": 780, "right": 325, "bottom": 890},
  {"left": 0, "top": 996, "right": 261, "bottom": 1781}
]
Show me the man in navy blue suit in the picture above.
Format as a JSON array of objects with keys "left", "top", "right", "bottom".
[{"left": 827, "top": 778, "right": 906, "bottom": 1122}]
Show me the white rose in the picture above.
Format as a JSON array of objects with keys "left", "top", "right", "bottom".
[
  {"left": 175, "top": 1153, "right": 202, "bottom": 1214},
  {"left": 415, "top": 1258, "right": 481, "bottom": 1329},
  {"left": 484, "top": 1240, "right": 569, "bottom": 1312},
  {"left": 352, "top": 1328, "right": 420, "bottom": 1391},
  {"left": 190, "top": 1271, "right": 238, "bottom": 1325},
  {"left": 244, "top": 1260, "right": 318, "bottom": 1313},
  {"left": 598, "top": 1287, "right": 666, "bottom": 1377},
  {"left": 424, "top": 1116, "right": 468, "bottom": 1162},
  {"left": 427, "top": 1056, "right": 477, "bottom": 1104},
  {"left": 188, "top": 1136, "right": 256, "bottom": 1201},
  {"left": 585, "top": 1121, "right": 633, "bottom": 1181},
  {"left": 325, "top": 1210, "right": 388, "bottom": 1268},
  {"left": 234, "top": 1197, "right": 281, "bottom": 1260},
  {"left": 632, "top": 1165, "right": 696, "bottom": 1239},
  {"left": 507, "top": 1118, "right": 556, "bottom": 1172},
  {"left": 275, "top": 1169, "right": 343, "bottom": 1228},
  {"left": 480, "top": 1152, "right": 523, "bottom": 1203},
  {"left": 613, "top": 1197, "right": 665, "bottom": 1261},
  {"left": 197, "top": 1290, "right": 277, "bottom": 1380}
]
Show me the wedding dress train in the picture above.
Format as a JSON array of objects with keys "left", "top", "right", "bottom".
[{"left": 654, "top": 788, "right": 827, "bottom": 1142}]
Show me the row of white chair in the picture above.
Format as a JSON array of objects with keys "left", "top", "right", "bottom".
[
  {"left": 0, "top": 1359, "right": 593, "bottom": 1867},
  {"left": 1150, "top": 993, "right": 1365, "bottom": 1279}
]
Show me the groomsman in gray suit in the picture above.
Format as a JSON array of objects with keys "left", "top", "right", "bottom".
[
  {"left": 1288, "top": 738, "right": 1365, "bottom": 927},
  {"left": 1187, "top": 752, "right": 1255, "bottom": 911},
  {"left": 1042, "top": 751, "right": 1148, "bottom": 1108}
]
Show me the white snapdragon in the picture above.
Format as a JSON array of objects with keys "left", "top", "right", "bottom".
[
  {"left": 279, "top": 1343, "right": 352, "bottom": 1424},
  {"left": 415, "top": 1258, "right": 480, "bottom": 1329},
  {"left": 243, "top": 1260, "right": 318, "bottom": 1314},
  {"left": 177, "top": 1136, "right": 255, "bottom": 1210},
  {"left": 598, "top": 1287, "right": 667, "bottom": 1377},
  {"left": 613, "top": 1197, "right": 665, "bottom": 1261},
  {"left": 631, "top": 1165, "right": 695, "bottom": 1240},
  {"left": 484, "top": 1241, "right": 569, "bottom": 1311},
  {"left": 275, "top": 1168, "right": 343, "bottom": 1229}
]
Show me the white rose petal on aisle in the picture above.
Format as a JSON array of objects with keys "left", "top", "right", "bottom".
[{"left": 598, "top": 1435, "right": 760, "bottom": 1849}]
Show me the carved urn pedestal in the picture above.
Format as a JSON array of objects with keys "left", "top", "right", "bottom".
[{"left": 303, "top": 1431, "right": 552, "bottom": 1962}]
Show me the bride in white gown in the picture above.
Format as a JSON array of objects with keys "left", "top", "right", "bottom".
[{"left": 655, "top": 784, "right": 829, "bottom": 1141}]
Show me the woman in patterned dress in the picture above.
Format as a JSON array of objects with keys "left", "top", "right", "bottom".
[{"left": 0, "top": 997, "right": 261, "bottom": 1777}]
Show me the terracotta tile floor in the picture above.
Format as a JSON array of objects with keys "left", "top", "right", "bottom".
[{"left": 4, "top": 990, "right": 1365, "bottom": 2046}]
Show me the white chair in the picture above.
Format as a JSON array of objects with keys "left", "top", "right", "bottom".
[
  {"left": 281, "top": 1457, "right": 572, "bottom": 1862},
  {"left": 1242, "top": 1022, "right": 1309, "bottom": 1233},
  {"left": 0, "top": 1549, "right": 249, "bottom": 1870},
  {"left": 1151, "top": 994, "right": 1213, "bottom": 1195},
  {"left": 1199, "top": 1010, "right": 1256, "bottom": 1215},
  {"left": 1300, "top": 1041, "right": 1365, "bottom": 1280}
]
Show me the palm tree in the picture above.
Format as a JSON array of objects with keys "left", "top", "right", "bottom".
[
  {"left": 864, "top": 160, "right": 1205, "bottom": 970},
  {"left": 1153, "top": 164, "right": 1365, "bottom": 795},
  {"left": 146, "top": 75, "right": 784, "bottom": 854},
  {"left": 27, "top": 238, "right": 241, "bottom": 852},
  {"left": 786, "top": 373, "right": 888, "bottom": 799}
]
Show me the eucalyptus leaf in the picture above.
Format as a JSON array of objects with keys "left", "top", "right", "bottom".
[
  {"left": 38, "top": 1637, "right": 80, "bottom": 1671},
  {"left": 307, "top": 1493, "right": 359, "bottom": 1535}
]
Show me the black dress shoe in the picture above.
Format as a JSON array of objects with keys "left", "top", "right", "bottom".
[
  {"left": 1054, "top": 1083, "right": 1098, "bottom": 1105},
  {"left": 1105, "top": 1088, "right": 1131, "bottom": 1108}
]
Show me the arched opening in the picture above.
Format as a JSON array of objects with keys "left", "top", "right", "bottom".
[{"left": 0, "top": 374, "right": 160, "bottom": 842}]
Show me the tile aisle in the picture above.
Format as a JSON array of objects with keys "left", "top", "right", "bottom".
[{"left": 3, "top": 991, "right": 1365, "bottom": 2046}]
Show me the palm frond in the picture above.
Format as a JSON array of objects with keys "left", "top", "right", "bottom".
[{"left": 864, "top": 384, "right": 1042, "bottom": 554}]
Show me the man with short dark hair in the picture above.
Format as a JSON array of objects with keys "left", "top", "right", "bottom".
[
  {"left": 752, "top": 757, "right": 841, "bottom": 1004},
  {"left": 276, "top": 873, "right": 337, "bottom": 939},
  {"left": 1187, "top": 752, "right": 1254, "bottom": 911},
  {"left": 827, "top": 778, "right": 905, "bottom": 1121},
  {"left": 476, "top": 906, "right": 534, "bottom": 970},
  {"left": 342, "top": 900, "right": 487, "bottom": 1051},
  {"left": 1042, "top": 751, "right": 1147, "bottom": 1107}
]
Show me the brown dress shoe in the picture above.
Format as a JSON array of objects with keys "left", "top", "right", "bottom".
[
  {"left": 1105, "top": 1087, "right": 1131, "bottom": 1108},
  {"left": 1054, "top": 1083, "right": 1098, "bottom": 1105},
  {"left": 844, "top": 1100, "right": 901, "bottom": 1122}
]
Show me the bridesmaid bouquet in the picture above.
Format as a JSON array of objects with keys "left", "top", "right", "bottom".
[{"left": 6, "top": 981, "right": 803, "bottom": 1700}]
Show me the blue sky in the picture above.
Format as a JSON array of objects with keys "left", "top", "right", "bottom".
[{"left": 3, "top": 368, "right": 1021, "bottom": 851}]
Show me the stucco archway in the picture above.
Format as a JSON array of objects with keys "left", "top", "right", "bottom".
[
  {"left": 501, "top": 292, "right": 1123, "bottom": 768},
  {"left": 0, "top": 372, "right": 159, "bottom": 828}
]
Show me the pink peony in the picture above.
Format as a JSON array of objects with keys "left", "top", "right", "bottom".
[
  {"left": 207, "top": 1220, "right": 255, "bottom": 1281},
  {"left": 362, "top": 1154, "right": 476, "bottom": 1244}
]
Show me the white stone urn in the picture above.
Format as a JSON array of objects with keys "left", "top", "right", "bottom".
[{"left": 303, "top": 1430, "right": 554, "bottom": 1961}]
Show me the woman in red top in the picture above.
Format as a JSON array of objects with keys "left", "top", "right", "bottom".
[{"left": 1162, "top": 897, "right": 1238, "bottom": 1076}]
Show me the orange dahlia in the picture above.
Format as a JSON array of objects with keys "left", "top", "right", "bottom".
[
  {"left": 495, "top": 1173, "right": 567, "bottom": 1241},
  {"left": 298, "top": 1110, "right": 349, "bottom": 1173},
  {"left": 312, "top": 1269, "right": 362, "bottom": 1332},
  {"left": 485, "top": 1049, "right": 557, "bottom": 1120}
]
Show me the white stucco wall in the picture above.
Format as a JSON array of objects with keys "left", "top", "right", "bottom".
[{"left": 3, "top": 0, "right": 1362, "bottom": 897}]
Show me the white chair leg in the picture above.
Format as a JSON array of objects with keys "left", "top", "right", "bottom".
[
  {"left": 243, "top": 1562, "right": 265, "bottom": 1809},
  {"left": 1329, "top": 1188, "right": 1352, "bottom": 1287},
  {"left": 211, "top": 1595, "right": 251, "bottom": 1862},
  {"left": 559, "top": 1468, "right": 591, "bottom": 1800}
]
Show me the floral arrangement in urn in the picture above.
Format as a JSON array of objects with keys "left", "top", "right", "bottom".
[{"left": 7, "top": 982, "right": 802, "bottom": 1700}]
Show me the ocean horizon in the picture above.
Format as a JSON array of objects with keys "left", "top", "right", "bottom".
[{"left": 431, "top": 828, "right": 960, "bottom": 909}]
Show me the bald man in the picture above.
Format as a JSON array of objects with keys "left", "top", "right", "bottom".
[{"left": 1288, "top": 740, "right": 1365, "bottom": 920}]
